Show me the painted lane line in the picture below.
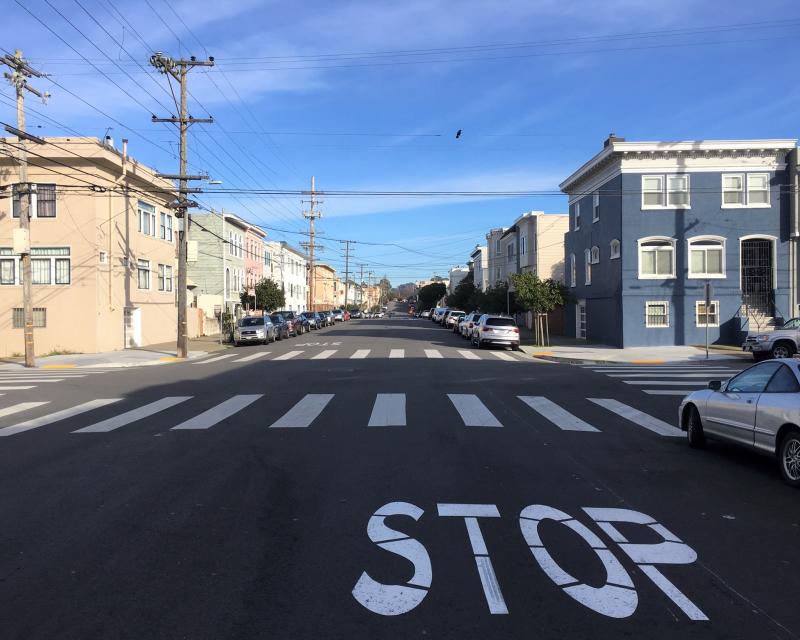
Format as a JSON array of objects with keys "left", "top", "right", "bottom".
[
  {"left": 447, "top": 394, "right": 502, "bottom": 428},
  {"left": 312, "top": 350, "right": 337, "bottom": 360},
  {"left": 350, "top": 349, "right": 371, "bottom": 359},
  {"left": 389, "top": 349, "right": 405, "bottom": 359},
  {"left": 0, "top": 378, "right": 65, "bottom": 383},
  {"left": 607, "top": 373, "right": 734, "bottom": 378},
  {"left": 0, "top": 402, "right": 49, "bottom": 419},
  {"left": 368, "top": 394, "right": 406, "bottom": 427},
  {"left": 588, "top": 398, "right": 683, "bottom": 438},
  {"left": 233, "top": 352, "right": 271, "bottom": 363},
  {"left": 492, "top": 352, "right": 516, "bottom": 362},
  {"left": 518, "top": 396, "right": 599, "bottom": 432},
  {"left": 624, "top": 381, "right": 708, "bottom": 386},
  {"left": 0, "top": 399, "right": 122, "bottom": 437},
  {"left": 172, "top": 394, "right": 263, "bottom": 430},
  {"left": 643, "top": 390, "right": 698, "bottom": 396},
  {"left": 269, "top": 394, "right": 334, "bottom": 428},
  {"left": 272, "top": 350, "right": 304, "bottom": 361},
  {"left": 458, "top": 350, "right": 481, "bottom": 360},
  {"left": 193, "top": 354, "right": 235, "bottom": 365},
  {"left": 73, "top": 396, "right": 192, "bottom": 433},
  {"left": 425, "top": 349, "right": 443, "bottom": 359},
  {"left": 0, "top": 386, "right": 36, "bottom": 391},
  {"left": 0, "top": 373, "right": 88, "bottom": 377}
]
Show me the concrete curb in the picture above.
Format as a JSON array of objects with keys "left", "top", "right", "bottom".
[
  {"left": 518, "top": 346, "right": 751, "bottom": 365},
  {"left": 0, "top": 351, "right": 210, "bottom": 371}
]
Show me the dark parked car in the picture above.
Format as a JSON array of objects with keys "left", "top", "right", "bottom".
[
  {"left": 277, "top": 310, "right": 305, "bottom": 336},
  {"left": 301, "top": 311, "right": 321, "bottom": 330},
  {"left": 269, "top": 313, "right": 291, "bottom": 340},
  {"left": 321, "top": 310, "right": 335, "bottom": 327}
]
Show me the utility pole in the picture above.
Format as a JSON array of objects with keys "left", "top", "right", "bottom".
[
  {"left": 2, "top": 50, "right": 49, "bottom": 368},
  {"left": 358, "top": 263, "right": 365, "bottom": 309},
  {"left": 150, "top": 52, "right": 214, "bottom": 358},
  {"left": 302, "top": 176, "right": 321, "bottom": 311},
  {"left": 341, "top": 239, "right": 353, "bottom": 310}
]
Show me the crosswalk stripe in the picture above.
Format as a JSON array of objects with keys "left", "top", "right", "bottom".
[
  {"left": 273, "top": 350, "right": 303, "bottom": 361},
  {"left": 270, "top": 394, "right": 334, "bottom": 428},
  {"left": 172, "top": 394, "right": 263, "bottom": 430},
  {"left": 194, "top": 354, "right": 235, "bottom": 365},
  {"left": 0, "top": 373, "right": 87, "bottom": 378},
  {"left": 389, "top": 349, "right": 405, "bottom": 359},
  {"left": 233, "top": 352, "right": 271, "bottom": 363},
  {"left": 458, "top": 350, "right": 481, "bottom": 360},
  {"left": 492, "top": 352, "right": 516, "bottom": 361},
  {"left": 588, "top": 398, "right": 683, "bottom": 437},
  {"left": 312, "top": 350, "right": 337, "bottom": 360},
  {"left": 73, "top": 396, "right": 192, "bottom": 433},
  {"left": 447, "top": 394, "right": 502, "bottom": 427},
  {"left": 643, "top": 390, "right": 696, "bottom": 396},
  {"left": 608, "top": 373, "right": 732, "bottom": 378},
  {"left": 518, "top": 396, "right": 599, "bottom": 432},
  {"left": 425, "top": 349, "right": 443, "bottom": 359},
  {"left": 0, "top": 399, "right": 122, "bottom": 437},
  {"left": 0, "top": 378, "right": 65, "bottom": 383},
  {"left": 351, "top": 349, "right": 370, "bottom": 359},
  {"left": 0, "top": 401, "right": 49, "bottom": 419},
  {"left": 624, "top": 380, "right": 708, "bottom": 386},
  {"left": 0, "top": 386, "right": 36, "bottom": 390},
  {"left": 368, "top": 393, "right": 406, "bottom": 427}
]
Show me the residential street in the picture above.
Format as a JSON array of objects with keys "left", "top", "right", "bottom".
[{"left": 0, "top": 302, "right": 796, "bottom": 639}]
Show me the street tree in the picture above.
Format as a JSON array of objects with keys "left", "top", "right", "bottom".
[
  {"left": 243, "top": 278, "right": 286, "bottom": 312},
  {"left": 509, "top": 272, "right": 569, "bottom": 314},
  {"left": 417, "top": 282, "right": 447, "bottom": 309},
  {"left": 446, "top": 270, "right": 475, "bottom": 309}
]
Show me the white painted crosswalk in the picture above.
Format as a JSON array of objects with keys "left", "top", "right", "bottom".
[
  {"left": 425, "top": 349, "right": 442, "bottom": 359},
  {"left": 233, "top": 352, "right": 271, "bottom": 363},
  {"left": 584, "top": 363, "right": 745, "bottom": 395},
  {"left": 0, "top": 391, "right": 690, "bottom": 441},
  {"left": 0, "top": 369, "right": 112, "bottom": 395},
  {"left": 350, "top": 349, "right": 371, "bottom": 359}
]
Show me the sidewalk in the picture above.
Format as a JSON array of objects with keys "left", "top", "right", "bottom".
[
  {"left": 519, "top": 333, "right": 751, "bottom": 364},
  {"left": 0, "top": 335, "right": 229, "bottom": 370}
]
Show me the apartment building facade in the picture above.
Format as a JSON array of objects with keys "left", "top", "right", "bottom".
[
  {"left": 448, "top": 266, "right": 469, "bottom": 294},
  {"left": 562, "top": 135, "right": 799, "bottom": 347},
  {"left": 0, "top": 137, "right": 178, "bottom": 355},
  {"left": 264, "top": 241, "right": 308, "bottom": 312},
  {"left": 244, "top": 224, "right": 266, "bottom": 297},
  {"left": 311, "top": 263, "right": 337, "bottom": 310},
  {"left": 485, "top": 227, "right": 507, "bottom": 287},
  {"left": 515, "top": 211, "right": 569, "bottom": 282},
  {"left": 470, "top": 245, "right": 489, "bottom": 292}
]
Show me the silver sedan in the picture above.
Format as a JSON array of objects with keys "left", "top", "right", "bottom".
[{"left": 679, "top": 359, "right": 800, "bottom": 486}]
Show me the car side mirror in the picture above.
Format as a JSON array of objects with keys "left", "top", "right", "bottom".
[{"left": 708, "top": 380, "right": 722, "bottom": 391}]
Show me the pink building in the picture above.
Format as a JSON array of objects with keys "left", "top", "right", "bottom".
[{"left": 244, "top": 225, "right": 267, "bottom": 296}]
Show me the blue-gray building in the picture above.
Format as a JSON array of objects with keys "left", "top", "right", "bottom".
[{"left": 561, "top": 135, "right": 799, "bottom": 347}]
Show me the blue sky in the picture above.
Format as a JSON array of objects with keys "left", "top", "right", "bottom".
[{"left": 2, "top": 0, "right": 799, "bottom": 285}]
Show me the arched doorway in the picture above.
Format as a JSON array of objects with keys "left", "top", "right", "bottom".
[{"left": 740, "top": 237, "right": 774, "bottom": 316}]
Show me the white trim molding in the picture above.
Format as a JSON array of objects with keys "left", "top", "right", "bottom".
[
  {"left": 739, "top": 234, "right": 779, "bottom": 290},
  {"left": 638, "top": 236, "right": 676, "bottom": 279},
  {"left": 687, "top": 235, "right": 726, "bottom": 279}
]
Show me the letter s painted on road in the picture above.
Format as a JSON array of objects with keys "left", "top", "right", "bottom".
[{"left": 352, "top": 501, "right": 432, "bottom": 616}]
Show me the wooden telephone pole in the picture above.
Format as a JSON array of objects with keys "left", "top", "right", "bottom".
[
  {"left": 303, "top": 177, "right": 321, "bottom": 311},
  {"left": 2, "top": 50, "right": 49, "bottom": 367},
  {"left": 149, "top": 53, "right": 214, "bottom": 358}
]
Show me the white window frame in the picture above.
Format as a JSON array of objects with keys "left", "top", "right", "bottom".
[
  {"left": 137, "top": 201, "right": 156, "bottom": 236},
  {"left": 642, "top": 174, "right": 690, "bottom": 209},
  {"left": 520, "top": 235, "right": 527, "bottom": 255},
  {"left": 637, "top": 236, "right": 676, "bottom": 279},
  {"left": 645, "top": 300, "right": 670, "bottom": 328},
  {"left": 159, "top": 212, "right": 173, "bottom": 242},
  {"left": 574, "top": 201, "right": 581, "bottom": 230},
  {"left": 0, "top": 247, "right": 71, "bottom": 286},
  {"left": 590, "top": 246, "right": 600, "bottom": 264},
  {"left": 746, "top": 173, "right": 770, "bottom": 207},
  {"left": 569, "top": 253, "right": 576, "bottom": 287},
  {"left": 584, "top": 248, "right": 592, "bottom": 285},
  {"left": 610, "top": 239, "right": 620, "bottom": 260},
  {"left": 158, "top": 263, "right": 173, "bottom": 292},
  {"left": 695, "top": 300, "right": 720, "bottom": 328},
  {"left": 687, "top": 236, "right": 726, "bottom": 279},
  {"left": 722, "top": 172, "right": 771, "bottom": 209},
  {"left": 137, "top": 258, "right": 151, "bottom": 290},
  {"left": 592, "top": 191, "right": 599, "bottom": 222}
]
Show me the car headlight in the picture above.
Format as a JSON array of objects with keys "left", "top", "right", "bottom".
[{"left": 755, "top": 334, "right": 771, "bottom": 342}]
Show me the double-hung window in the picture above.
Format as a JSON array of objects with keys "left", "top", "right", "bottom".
[
  {"left": 520, "top": 236, "right": 527, "bottom": 255},
  {"left": 160, "top": 213, "right": 173, "bottom": 242},
  {"left": 137, "top": 259, "right": 150, "bottom": 290},
  {"left": 642, "top": 175, "right": 690, "bottom": 208},
  {"left": 158, "top": 264, "right": 173, "bottom": 292},
  {"left": 0, "top": 252, "right": 15, "bottom": 284},
  {"left": 569, "top": 253, "right": 576, "bottom": 287},
  {"left": 138, "top": 201, "right": 156, "bottom": 236},
  {"left": 592, "top": 192, "right": 599, "bottom": 222},
  {"left": 638, "top": 238, "right": 675, "bottom": 278},
  {"left": 0, "top": 247, "right": 69, "bottom": 285},
  {"left": 688, "top": 237, "right": 725, "bottom": 278},
  {"left": 12, "top": 183, "right": 57, "bottom": 218},
  {"left": 722, "top": 173, "right": 770, "bottom": 207},
  {"left": 574, "top": 201, "right": 581, "bottom": 230},
  {"left": 645, "top": 301, "right": 670, "bottom": 328},
  {"left": 696, "top": 301, "right": 719, "bottom": 327},
  {"left": 584, "top": 248, "right": 592, "bottom": 285}
]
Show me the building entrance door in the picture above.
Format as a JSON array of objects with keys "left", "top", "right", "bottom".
[
  {"left": 576, "top": 300, "right": 587, "bottom": 339},
  {"left": 124, "top": 307, "right": 141, "bottom": 348},
  {"left": 741, "top": 239, "right": 774, "bottom": 316}
]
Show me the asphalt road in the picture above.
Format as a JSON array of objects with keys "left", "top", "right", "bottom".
[{"left": 0, "top": 302, "right": 797, "bottom": 639}]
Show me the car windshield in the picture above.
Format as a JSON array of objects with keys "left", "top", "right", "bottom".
[
  {"left": 238, "top": 317, "right": 263, "bottom": 327},
  {"left": 781, "top": 318, "right": 800, "bottom": 330},
  {"left": 486, "top": 318, "right": 515, "bottom": 326}
]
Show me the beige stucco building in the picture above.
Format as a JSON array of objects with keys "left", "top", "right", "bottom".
[
  {"left": 514, "top": 211, "right": 569, "bottom": 282},
  {"left": 0, "top": 137, "right": 179, "bottom": 356},
  {"left": 311, "top": 263, "right": 337, "bottom": 311}
]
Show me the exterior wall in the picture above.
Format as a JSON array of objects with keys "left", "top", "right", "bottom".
[
  {"left": 471, "top": 246, "right": 489, "bottom": 291},
  {"left": 244, "top": 226, "right": 265, "bottom": 294},
  {"left": 263, "top": 241, "right": 307, "bottom": 312},
  {"left": 448, "top": 267, "right": 469, "bottom": 294},
  {"left": 0, "top": 138, "right": 177, "bottom": 356},
  {"left": 564, "top": 146, "right": 795, "bottom": 347},
  {"left": 534, "top": 214, "right": 569, "bottom": 282},
  {"left": 485, "top": 228, "right": 506, "bottom": 287},
  {"left": 500, "top": 230, "right": 518, "bottom": 284},
  {"left": 311, "top": 264, "right": 336, "bottom": 310}
]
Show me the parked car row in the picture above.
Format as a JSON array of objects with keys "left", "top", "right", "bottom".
[
  {"left": 233, "top": 309, "right": 352, "bottom": 346},
  {"left": 429, "top": 307, "right": 521, "bottom": 350}
]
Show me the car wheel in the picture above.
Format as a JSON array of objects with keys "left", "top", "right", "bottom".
[
  {"left": 779, "top": 431, "right": 800, "bottom": 487},
  {"left": 686, "top": 406, "right": 705, "bottom": 448},
  {"left": 771, "top": 342, "right": 795, "bottom": 359},
  {"left": 512, "top": 344, "right": 520, "bottom": 351},
  {"left": 477, "top": 339, "right": 485, "bottom": 349}
]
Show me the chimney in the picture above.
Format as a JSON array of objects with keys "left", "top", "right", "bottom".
[
  {"left": 104, "top": 135, "right": 114, "bottom": 149},
  {"left": 604, "top": 132, "right": 625, "bottom": 148}
]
